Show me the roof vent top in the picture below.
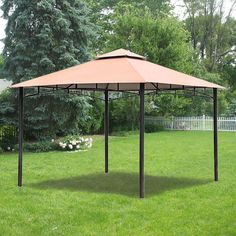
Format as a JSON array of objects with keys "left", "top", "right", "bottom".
[{"left": 96, "top": 48, "right": 146, "bottom": 60}]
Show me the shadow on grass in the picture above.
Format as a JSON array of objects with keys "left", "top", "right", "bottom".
[{"left": 30, "top": 172, "right": 211, "bottom": 198}]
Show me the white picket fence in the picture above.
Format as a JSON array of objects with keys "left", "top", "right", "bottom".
[{"left": 145, "top": 116, "right": 236, "bottom": 132}]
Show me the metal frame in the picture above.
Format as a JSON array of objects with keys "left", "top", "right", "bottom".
[
  {"left": 139, "top": 83, "right": 145, "bottom": 198},
  {"left": 23, "top": 83, "right": 210, "bottom": 95},
  {"left": 17, "top": 85, "right": 219, "bottom": 198},
  {"left": 24, "top": 85, "right": 213, "bottom": 101},
  {"left": 104, "top": 90, "right": 109, "bottom": 174},
  {"left": 213, "top": 88, "right": 218, "bottom": 181},
  {"left": 18, "top": 87, "right": 24, "bottom": 187}
]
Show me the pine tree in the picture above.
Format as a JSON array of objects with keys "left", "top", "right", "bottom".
[
  {"left": 2, "top": 0, "right": 94, "bottom": 82},
  {"left": 1, "top": 0, "right": 98, "bottom": 139}
]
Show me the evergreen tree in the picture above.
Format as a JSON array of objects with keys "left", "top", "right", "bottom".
[
  {"left": 1, "top": 0, "right": 99, "bottom": 139},
  {"left": 2, "top": 0, "right": 94, "bottom": 82}
]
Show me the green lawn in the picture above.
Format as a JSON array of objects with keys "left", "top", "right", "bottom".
[{"left": 0, "top": 131, "right": 235, "bottom": 236}]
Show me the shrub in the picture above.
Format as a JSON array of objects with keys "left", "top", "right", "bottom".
[
  {"left": 145, "top": 123, "right": 165, "bottom": 133},
  {"left": 24, "top": 141, "right": 56, "bottom": 153},
  {"left": 14, "top": 141, "right": 56, "bottom": 153},
  {"left": 57, "top": 135, "right": 93, "bottom": 151},
  {"left": 0, "top": 126, "right": 17, "bottom": 151},
  {"left": 0, "top": 146, "right": 3, "bottom": 153},
  {"left": 12, "top": 135, "right": 93, "bottom": 153}
]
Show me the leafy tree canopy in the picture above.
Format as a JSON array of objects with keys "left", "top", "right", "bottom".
[
  {"left": 84, "top": 0, "right": 171, "bottom": 53},
  {"left": 0, "top": 55, "right": 3, "bottom": 78},
  {"left": 85, "top": 0, "right": 171, "bottom": 15},
  {"left": 105, "top": 5, "right": 193, "bottom": 73},
  {"left": 0, "top": 0, "right": 100, "bottom": 139},
  {"left": 183, "top": 0, "right": 236, "bottom": 87},
  {"left": 0, "top": 55, "right": 3, "bottom": 70},
  {"left": 2, "top": 0, "right": 95, "bottom": 83}
]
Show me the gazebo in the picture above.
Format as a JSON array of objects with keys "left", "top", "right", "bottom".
[{"left": 11, "top": 49, "right": 223, "bottom": 198}]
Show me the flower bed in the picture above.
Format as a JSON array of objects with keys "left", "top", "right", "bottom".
[
  {"left": 57, "top": 136, "right": 93, "bottom": 151},
  {"left": 5, "top": 135, "right": 94, "bottom": 153}
]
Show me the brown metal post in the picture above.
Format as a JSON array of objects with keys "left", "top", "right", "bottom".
[
  {"left": 213, "top": 88, "right": 218, "bottom": 181},
  {"left": 18, "top": 87, "right": 24, "bottom": 186},
  {"left": 104, "top": 90, "right": 109, "bottom": 174},
  {"left": 139, "top": 83, "right": 145, "bottom": 198}
]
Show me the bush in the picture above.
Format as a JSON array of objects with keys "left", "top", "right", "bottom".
[
  {"left": 12, "top": 135, "right": 94, "bottom": 153},
  {"left": 56, "top": 135, "right": 93, "bottom": 151},
  {"left": 0, "top": 126, "right": 17, "bottom": 151},
  {"left": 145, "top": 123, "right": 165, "bottom": 133},
  {"left": 24, "top": 141, "right": 56, "bottom": 152},
  {"left": 14, "top": 141, "right": 56, "bottom": 153},
  {"left": 0, "top": 146, "right": 3, "bottom": 153}
]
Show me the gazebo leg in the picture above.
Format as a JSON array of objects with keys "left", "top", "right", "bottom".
[
  {"left": 104, "top": 90, "right": 109, "bottom": 174},
  {"left": 139, "top": 83, "right": 145, "bottom": 198},
  {"left": 213, "top": 88, "right": 218, "bottom": 181},
  {"left": 18, "top": 87, "right": 24, "bottom": 187}
]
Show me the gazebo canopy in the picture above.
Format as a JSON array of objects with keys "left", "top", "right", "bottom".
[
  {"left": 11, "top": 49, "right": 223, "bottom": 90},
  {"left": 12, "top": 49, "right": 223, "bottom": 198}
]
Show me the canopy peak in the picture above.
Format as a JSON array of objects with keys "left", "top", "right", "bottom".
[{"left": 96, "top": 48, "right": 146, "bottom": 60}]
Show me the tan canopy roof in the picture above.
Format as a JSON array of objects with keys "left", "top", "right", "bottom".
[{"left": 11, "top": 49, "right": 223, "bottom": 90}]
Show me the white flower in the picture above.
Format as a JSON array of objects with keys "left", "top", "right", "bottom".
[
  {"left": 76, "top": 144, "right": 80, "bottom": 149},
  {"left": 87, "top": 143, "right": 92, "bottom": 148},
  {"left": 85, "top": 138, "right": 89, "bottom": 142},
  {"left": 89, "top": 138, "right": 93, "bottom": 143},
  {"left": 51, "top": 139, "right": 55, "bottom": 143},
  {"left": 80, "top": 137, "right": 84, "bottom": 142},
  {"left": 7, "top": 147, "right": 11, "bottom": 150},
  {"left": 71, "top": 140, "right": 77, "bottom": 145},
  {"left": 68, "top": 144, "right": 73, "bottom": 150},
  {"left": 60, "top": 143, "right": 67, "bottom": 149},
  {"left": 12, "top": 149, "right": 15, "bottom": 151}
]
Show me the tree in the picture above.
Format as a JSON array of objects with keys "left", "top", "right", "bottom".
[
  {"left": 2, "top": 0, "right": 94, "bottom": 83},
  {"left": 104, "top": 5, "right": 228, "bottom": 123},
  {"left": 103, "top": 6, "right": 201, "bottom": 128},
  {"left": 0, "top": 55, "right": 3, "bottom": 69},
  {"left": 84, "top": 0, "right": 171, "bottom": 53},
  {"left": 183, "top": 0, "right": 236, "bottom": 73},
  {"left": 86, "top": 0, "right": 171, "bottom": 15},
  {"left": 0, "top": 55, "right": 3, "bottom": 77},
  {"left": 181, "top": 0, "right": 235, "bottom": 114},
  {"left": 1, "top": 0, "right": 99, "bottom": 139},
  {"left": 105, "top": 5, "right": 194, "bottom": 73},
  {"left": 110, "top": 95, "right": 139, "bottom": 132}
]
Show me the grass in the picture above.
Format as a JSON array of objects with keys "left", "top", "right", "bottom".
[{"left": 0, "top": 131, "right": 235, "bottom": 236}]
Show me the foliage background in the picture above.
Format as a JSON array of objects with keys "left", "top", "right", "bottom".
[{"left": 0, "top": 0, "right": 235, "bottom": 140}]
